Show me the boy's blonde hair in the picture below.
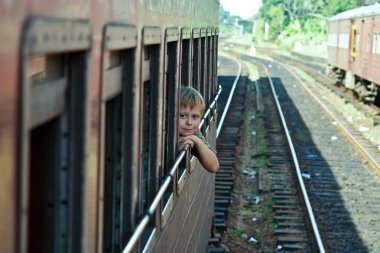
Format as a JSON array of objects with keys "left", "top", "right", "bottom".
[{"left": 180, "top": 87, "right": 205, "bottom": 113}]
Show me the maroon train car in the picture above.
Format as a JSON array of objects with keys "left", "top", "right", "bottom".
[
  {"left": 0, "top": 0, "right": 220, "bottom": 252},
  {"left": 327, "top": 3, "right": 380, "bottom": 104}
]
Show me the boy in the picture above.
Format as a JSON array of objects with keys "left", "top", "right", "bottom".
[{"left": 178, "top": 87, "right": 219, "bottom": 173}]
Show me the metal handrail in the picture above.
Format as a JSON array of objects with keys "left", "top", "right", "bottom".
[{"left": 122, "top": 86, "right": 223, "bottom": 253}]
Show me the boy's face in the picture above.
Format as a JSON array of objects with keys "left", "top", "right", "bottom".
[{"left": 179, "top": 105, "right": 203, "bottom": 136}]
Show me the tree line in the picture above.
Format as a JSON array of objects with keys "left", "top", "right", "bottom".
[{"left": 256, "top": 0, "right": 356, "bottom": 41}]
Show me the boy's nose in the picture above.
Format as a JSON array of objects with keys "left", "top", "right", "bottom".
[{"left": 186, "top": 117, "right": 193, "bottom": 124}]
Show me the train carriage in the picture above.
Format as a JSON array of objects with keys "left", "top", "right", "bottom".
[
  {"left": 327, "top": 3, "right": 380, "bottom": 103},
  {"left": 0, "top": 0, "right": 220, "bottom": 252}
]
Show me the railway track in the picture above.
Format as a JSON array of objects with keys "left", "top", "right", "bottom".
[
  {"left": 223, "top": 40, "right": 380, "bottom": 173},
  {"left": 250, "top": 55, "right": 380, "bottom": 252},
  {"left": 213, "top": 44, "right": 380, "bottom": 252},
  {"left": 208, "top": 54, "right": 322, "bottom": 252}
]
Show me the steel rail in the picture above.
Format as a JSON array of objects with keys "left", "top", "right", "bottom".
[
  {"left": 286, "top": 65, "right": 380, "bottom": 171},
  {"left": 216, "top": 55, "right": 242, "bottom": 137},
  {"left": 262, "top": 62, "right": 326, "bottom": 253},
  {"left": 122, "top": 86, "right": 222, "bottom": 253}
]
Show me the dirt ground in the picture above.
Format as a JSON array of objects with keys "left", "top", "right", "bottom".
[{"left": 219, "top": 76, "right": 278, "bottom": 252}]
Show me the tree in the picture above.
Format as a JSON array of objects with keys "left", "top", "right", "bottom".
[{"left": 254, "top": 0, "right": 357, "bottom": 41}]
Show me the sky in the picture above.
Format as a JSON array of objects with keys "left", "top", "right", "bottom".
[{"left": 219, "top": 0, "right": 262, "bottom": 19}]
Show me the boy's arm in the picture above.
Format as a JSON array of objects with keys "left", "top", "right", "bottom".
[{"left": 187, "top": 135, "right": 219, "bottom": 173}]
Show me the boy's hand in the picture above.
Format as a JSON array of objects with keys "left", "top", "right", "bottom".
[{"left": 179, "top": 135, "right": 200, "bottom": 150}]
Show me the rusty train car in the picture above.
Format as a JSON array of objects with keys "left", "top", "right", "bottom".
[
  {"left": 327, "top": 3, "right": 380, "bottom": 105},
  {"left": 0, "top": 0, "right": 220, "bottom": 252}
]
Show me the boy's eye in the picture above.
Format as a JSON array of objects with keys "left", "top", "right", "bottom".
[
  {"left": 179, "top": 114, "right": 186, "bottom": 119},
  {"left": 192, "top": 115, "right": 200, "bottom": 120}
]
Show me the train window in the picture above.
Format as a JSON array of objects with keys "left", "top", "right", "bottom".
[
  {"left": 163, "top": 28, "right": 179, "bottom": 177},
  {"left": 214, "top": 29, "right": 219, "bottom": 94},
  {"left": 161, "top": 27, "right": 179, "bottom": 227},
  {"left": 339, "top": 33, "right": 349, "bottom": 49},
  {"left": 200, "top": 29, "right": 207, "bottom": 133},
  {"left": 20, "top": 18, "right": 90, "bottom": 253},
  {"left": 373, "top": 33, "right": 380, "bottom": 54},
  {"left": 367, "top": 33, "right": 371, "bottom": 53},
  {"left": 180, "top": 28, "right": 191, "bottom": 86},
  {"left": 102, "top": 95, "right": 123, "bottom": 252},
  {"left": 206, "top": 29, "right": 214, "bottom": 127},
  {"left": 210, "top": 29, "right": 216, "bottom": 97},
  {"left": 206, "top": 29, "right": 212, "bottom": 114},
  {"left": 140, "top": 27, "right": 161, "bottom": 246},
  {"left": 211, "top": 29, "right": 218, "bottom": 120},
  {"left": 328, "top": 33, "right": 337, "bottom": 47},
  {"left": 141, "top": 47, "right": 160, "bottom": 210},
  {"left": 200, "top": 29, "right": 207, "bottom": 104},
  {"left": 100, "top": 24, "right": 137, "bottom": 252},
  {"left": 192, "top": 28, "right": 200, "bottom": 90}
]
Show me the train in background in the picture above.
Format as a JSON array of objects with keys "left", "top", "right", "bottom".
[
  {"left": 327, "top": 3, "right": 380, "bottom": 105},
  {"left": 0, "top": 0, "right": 220, "bottom": 252}
]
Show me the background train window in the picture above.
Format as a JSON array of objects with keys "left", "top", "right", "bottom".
[
  {"left": 180, "top": 28, "right": 191, "bottom": 86},
  {"left": 192, "top": 29, "right": 200, "bottom": 90},
  {"left": 339, "top": 33, "right": 349, "bottom": 49},
  {"left": 367, "top": 33, "right": 371, "bottom": 53},
  {"left": 100, "top": 25, "right": 137, "bottom": 252},
  {"left": 373, "top": 33, "right": 380, "bottom": 54},
  {"left": 20, "top": 19, "right": 90, "bottom": 253}
]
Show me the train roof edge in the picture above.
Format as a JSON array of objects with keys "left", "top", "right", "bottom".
[{"left": 329, "top": 2, "right": 380, "bottom": 21}]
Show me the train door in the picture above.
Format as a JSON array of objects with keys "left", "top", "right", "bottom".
[
  {"left": 99, "top": 24, "right": 137, "bottom": 253},
  {"left": 192, "top": 28, "right": 200, "bottom": 90},
  {"left": 180, "top": 28, "right": 192, "bottom": 87},
  {"left": 350, "top": 23, "right": 359, "bottom": 59},
  {"left": 18, "top": 18, "right": 90, "bottom": 253}
]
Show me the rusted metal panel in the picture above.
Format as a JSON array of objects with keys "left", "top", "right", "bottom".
[
  {"left": 24, "top": 18, "right": 91, "bottom": 54},
  {"left": 181, "top": 27, "right": 191, "bottom": 39},
  {"left": 143, "top": 26, "right": 162, "bottom": 45},
  {"left": 192, "top": 28, "right": 200, "bottom": 39},
  {"left": 207, "top": 28, "right": 212, "bottom": 36},
  {"left": 29, "top": 78, "right": 66, "bottom": 128},
  {"left": 200, "top": 28, "right": 207, "bottom": 37},
  {"left": 153, "top": 164, "right": 215, "bottom": 252},
  {"left": 102, "top": 66, "right": 123, "bottom": 100},
  {"left": 104, "top": 24, "right": 137, "bottom": 50},
  {"left": 165, "top": 27, "right": 179, "bottom": 42}
]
